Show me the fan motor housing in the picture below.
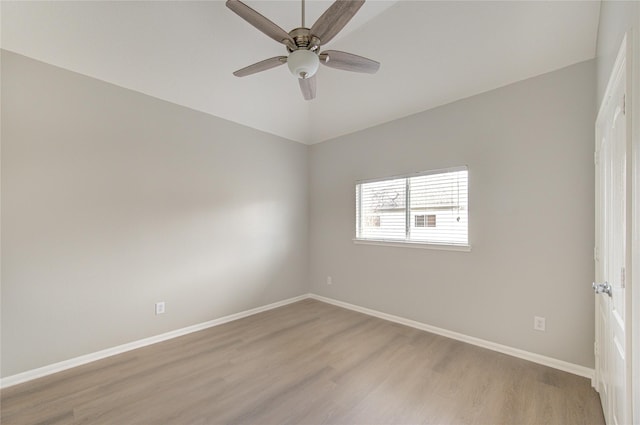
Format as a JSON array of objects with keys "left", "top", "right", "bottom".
[{"left": 287, "top": 28, "right": 320, "bottom": 52}]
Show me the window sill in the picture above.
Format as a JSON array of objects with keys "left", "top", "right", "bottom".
[{"left": 352, "top": 238, "right": 472, "bottom": 252}]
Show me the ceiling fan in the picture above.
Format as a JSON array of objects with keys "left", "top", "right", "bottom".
[{"left": 226, "top": 0, "right": 380, "bottom": 100}]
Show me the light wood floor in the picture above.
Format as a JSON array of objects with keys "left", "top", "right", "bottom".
[{"left": 1, "top": 299, "right": 604, "bottom": 424}]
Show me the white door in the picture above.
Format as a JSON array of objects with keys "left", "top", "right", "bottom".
[{"left": 594, "top": 36, "right": 631, "bottom": 425}]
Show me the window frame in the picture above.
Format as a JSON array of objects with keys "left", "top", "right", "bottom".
[{"left": 354, "top": 166, "right": 471, "bottom": 252}]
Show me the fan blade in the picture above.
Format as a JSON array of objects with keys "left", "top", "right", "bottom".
[
  {"left": 320, "top": 50, "right": 380, "bottom": 74},
  {"left": 310, "top": 0, "right": 365, "bottom": 45},
  {"left": 226, "top": 0, "right": 294, "bottom": 46},
  {"left": 299, "top": 75, "right": 317, "bottom": 100},
  {"left": 233, "top": 56, "right": 287, "bottom": 77}
]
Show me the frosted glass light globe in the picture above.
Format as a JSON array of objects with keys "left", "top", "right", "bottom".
[{"left": 287, "top": 49, "right": 320, "bottom": 79}]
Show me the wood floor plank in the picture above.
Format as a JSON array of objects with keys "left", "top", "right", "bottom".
[{"left": 1, "top": 299, "right": 604, "bottom": 424}]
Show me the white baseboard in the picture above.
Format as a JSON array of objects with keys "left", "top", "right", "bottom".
[
  {"left": 308, "top": 294, "right": 595, "bottom": 382},
  {"left": 1, "top": 292, "right": 595, "bottom": 389},
  {"left": 0, "top": 294, "right": 308, "bottom": 389}
]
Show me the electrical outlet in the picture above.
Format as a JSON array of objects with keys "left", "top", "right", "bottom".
[
  {"left": 155, "top": 301, "right": 166, "bottom": 315},
  {"left": 327, "top": 276, "right": 332, "bottom": 285},
  {"left": 534, "top": 316, "right": 545, "bottom": 331}
]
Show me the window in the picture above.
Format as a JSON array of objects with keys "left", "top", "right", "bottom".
[
  {"left": 415, "top": 214, "right": 436, "bottom": 228},
  {"left": 355, "top": 167, "right": 468, "bottom": 247}
]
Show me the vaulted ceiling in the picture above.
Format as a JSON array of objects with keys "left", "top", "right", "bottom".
[{"left": 1, "top": 1, "right": 600, "bottom": 144}]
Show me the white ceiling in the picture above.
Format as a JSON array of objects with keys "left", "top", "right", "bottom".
[{"left": 1, "top": 1, "right": 600, "bottom": 144}]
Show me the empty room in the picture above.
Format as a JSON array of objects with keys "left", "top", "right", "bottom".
[{"left": 1, "top": 0, "right": 639, "bottom": 424}]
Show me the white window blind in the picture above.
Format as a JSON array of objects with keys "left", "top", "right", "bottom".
[{"left": 356, "top": 167, "right": 468, "bottom": 246}]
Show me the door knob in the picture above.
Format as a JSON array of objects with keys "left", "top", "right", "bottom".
[{"left": 593, "top": 281, "right": 612, "bottom": 296}]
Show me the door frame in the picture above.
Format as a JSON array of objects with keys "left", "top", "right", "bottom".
[{"left": 631, "top": 19, "right": 640, "bottom": 425}]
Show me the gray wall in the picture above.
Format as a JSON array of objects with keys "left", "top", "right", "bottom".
[
  {"left": 2, "top": 49, "right": 599, "bottom": 378},
  {"left": 1, "top": 51, "right": 309, "bottom": 377},
  {"left": 309, "top": 60, "right": 596, "bottom": 367},
  {"left": 596, "top": 0, "right": 640, "bottom": 105}
]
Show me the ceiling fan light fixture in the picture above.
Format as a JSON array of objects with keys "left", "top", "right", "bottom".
[
  {"left": 287, "top": 49, "right": 319, "bottom": 79},
  {"left": 226, "top": 0, "right": 378, "bottom": 100}
]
